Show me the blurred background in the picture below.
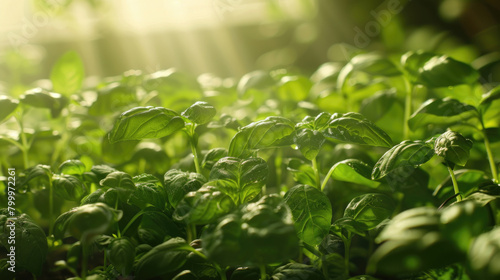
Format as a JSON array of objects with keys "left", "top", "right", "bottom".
[{"left": 1, "top": 0, "right": 500, "bottom": 96}]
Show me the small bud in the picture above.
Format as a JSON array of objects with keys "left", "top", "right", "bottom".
[{"left": 434, "top": 131, "right": 473, "bottom": 166}]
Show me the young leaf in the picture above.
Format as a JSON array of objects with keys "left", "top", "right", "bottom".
[
  {"left": 59, "top": 159, "right": 86, "bottom": 175},
  {"left": 469, "top": 227, "right": 500, "bottom": 280},
  {"left": 53, "top": 202, "right": 122, "bottom": 243},
  {"left": 50, "top": 51, "right": 85, "bottom": 96},
  {"left": 343, "top": 193, "right": 395, "bottom": 230},
  {"left": 0, "top": 96, "right": 19, "bottom": 123},
  {"left": 107, "top": 238, "right": 135, "bottom": 276},
  {"left": 100, "top": 171, "right": 135, "bottom": 201},
  {"left": 272, "top": 263, "right": 325, "bottom": 280},
  {"left": 181, "top": 101, "right": 216, "bottom": 125},
  {"left": 337, "top": 54, "right": 401, "bottom": 90},
  {"left": 434, "top": 131, "right": 473, "bottom": 167},
  {"left": 237, "top": 70, "right": 275, "bottom": 97},
  {"left": 325, "top": 112, "right": 392, "bottom": 147},
  {"left": 52, "top": 174, "right": 88, "bottom": 201},
  {"left": 372, "top": 140, "right": 434, "bottom": 180},
  {"left": 164, "top": 169, "right": 206, "bottom": 208},
  {"left": 209, "top": 157, "right": 268, "bottom": 204},
  {"left": 202, "top": 195, "right": 299, "bottom": 266},
  {"left": 294, "top": 129, "right": 326, "bottom": 161},
  {"left": 201, "top": 148, "right": 228, "bottom": 170},
  {"left": 20, "top": 88, "right": 69, "bottom": 118},
  {"left": 418, "top": 55, "right": 479, "bottom": 88},
  {"left": 326, "top": 159, "right": 380, "bottom": 188},
  {"left": 408, "top": 98, "right": 478, "bottom": 131},
  {"left": 173, "top": 184, "right": 236, "bottom": 225},
  {"left": 287, "top": 158, "right": 318, "bottom": 187},
  {"left": 228, "top": 116, "right": 295, "bottom": 158},
  {"left": 0, "top": 214, "right": 48, "bottom": 276},
  {"left": 277, "top": 75, "right": 312, "bottom": 101},
  {"left": 359, "top": 89, "right": 397, "bottom": 123},
  {"left": 88, "top": 84, "right": 137, "bottom": 116},
  {"left": 135, "top": 237, "right": 193, "bottom": 279},
  {"left": 19, "top": 164, "right": 52, "bottom": 189},
  {"left": 109, "top": 106, "right": 185, "bottom": 143},
  {"left": 138, "top": 210, "right": 183, "bottom": 246},
  {"left": 128, "top": 183, "right": 167, "bottom": 210},
  {"left": 480, "top": 85, "right": 500, "bottom": 105},
  {"left": 283, "top": 185, "right": 332, "bottom": 246}
]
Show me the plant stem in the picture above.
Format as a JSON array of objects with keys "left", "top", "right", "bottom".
[
  {"left": 48, "top": 176, "right": 54, "bottom": 238},
  {"left": 186, "top": 224, "right": 197, "bottom": 243},
  {"left": 483, "top": 130, "right": 499, "bottom": 183},
  {"left": 15, "top": 113, "right": 29, "bottom": 169},
  {"left": 115, "top": 198, "right": 121, "bottom": 238},
  {"left": 81, "top": 244, "right": 88, "bottom": 280},
  {"left": 312, "top": 157, "right": 321, "bottom": 189},
  {"left": 343, "top": 234, "right": 352, "bottom": 277},
  {"left": 403, "top": 78, "right": 413, "bottom": 140},
  {"left": 320, "top": 164, "right": 336, "bottom": 191},
  {"left": 259, "top": 264, "right": 267, "bottom": 280},
  {"left": 447, "top": 165, "right": 461, "bottom": 202},
  {"left": 121, "top": 209, "right": 145, "bottom": 236},
  {"left": 214, "top": 263, "right": 227, "bottom": 280}
]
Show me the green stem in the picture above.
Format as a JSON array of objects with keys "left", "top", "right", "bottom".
[
  {"left": 186, "top": 224, "right": 197, "bottom": 243},
  {"left": 343, "top": 233, "right": 352, "bottom": 277},
  {"left": 312, "top": 157, "right": 321, "bottom": 189},
  {"left": 403, "top": 78, "right": 413, "bottom": 140},
  {"left": 185, "top": 125, "right": 202, "bottom": 174},
  {"left": 82, "top": 244, "right": 88, "bottom": 280},
  {"left": 214, "top": 263, "right": 227, "bottom": 280},
  {"left": 121, "top": 209, "right": 145, "bottom": 236},
  {"left": 259, "top": 264, "right": 267, "bottom": 280},
  {"left": 447, "top": 165, "right": 461, "bottom": 202},
  {"left": 320, "top": 164, "right": 336, "bottom": 191},
  {"left": 48, "top": 176, "right": 54, "bottom": 238},
  {"left": 15, "top": 113, "right": 29, "bottom": 169},
  {"left": 115, "top": 198, "right": 121, "bottom": 238},
  {"left": 483, "top": 130, "right": 499, "bottom": 183}
]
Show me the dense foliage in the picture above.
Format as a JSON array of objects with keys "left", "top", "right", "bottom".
[{"left": 1, "top": 50, "right": 500, "bottom": 280}]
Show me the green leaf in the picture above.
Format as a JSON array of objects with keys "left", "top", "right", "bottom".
[
  {"left": 128, "top": 183, "right": 166, "bottom": 210},
  {"left": 372, "top": 140, "right": 435, "bottom": 180},
  {"left": 164, "top": 169, "right": 206, "bottom": 208},
  {"left": 100, "top": 171, "right": 135, "bottom": 202},
  {"left": 202, "top": 195, "right": 299, "bottom": 266},
  {"left": 237, "top": 70, "right": 275, "bottom": 97},
  {"left": 277, "top": 75, "right": 312, "bottom": 101},
  {"left": 359, "top": 89, "right": 397, "bottom": 123},
  {"left": 0, "top": 96, "right": 19, "bottom": 123},
  {"left": 401, "top": 51, "right": 436, "bottom": 82},
  {"left": 201, "top": 148, "right": 228, "bottom": 170},
  {"left": 20, "top": 88, "right": 69, "bottom": 118},
  {"left": 19, "top": 164, "right": 52, "bottom": 190},
  {"left": 326, "top": 159, "right": 380, "bottom": 189},
  {"left": 272, "top": 263, "right": 325, "bottom": 280},
  {"left": 107, "top": 238, "right": 135, "bottom": 276},
  {"left": 53, "top": 202, "right": 122, "bottom": 243},
  {"left": 331, "top": 217, "right": 370, "bottom": 237},
  {"left": 59, "top": 159, "right": 86, "bottom": 175},
  {"left": 88, "top": 84, "right": 137, "bottom": 116},
  {"left": 408, "top": 98, "right": 478, "bottom": 131},
  {"left": 173, "top": 184, "right": 236, "bottom": 225},
  {"left": 338, "top": 53, "right": 401, "bottom": 90},
  {"left": 210, "top": 157, "right": 268, "bottom": 204},
  {"left": 325, "top": 112, "right": 392, "bottom": 147},
  {"left": 53, "top": 174, "right": 88, "bottom": 201},
  {"left": 417, "top": 55, "right": 479, "bottom": 88},
  {"left": 480, "top": 85, "right": 500, "bottom": 105},
  {"left": 294, "top": 129, "right": 326, "bottom": 160},
  {"left": 287, "top": 158, "right": 318, "bottom": 187},
  {"left": 0, "top": 214, "right": 48, "bottom": 275},
  {"left": 135, "top": 237, "right": 194, "bottom": 280},
  {"left": 138, "top": 210, "right": 183, "bottom": 246},
  {"left": 181, "top": 101, "right": 216, "bottom": 125},
  {"left": 469, "top": 227, "right": 500, "bottom": 280},
  {"left": 434, "top": 131, "right": 473, "bottom": 166},
  {"left": 343, "top": 193, "right": 395, "bottom": 230},
  {"left": 50, "top": 51, "right": 84, "bottom": 96},
  {"left": 109, "top": 106, "right": 185, "bottom": 143},
  {"left": 440, "top": 201, "right": 490, "bottom": 252},
  {"left": 228, "top": 116, "right": 295, "bottom": 158},
  {"left": 283, "top": 185, "right": 332, "bottom": 246}
]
